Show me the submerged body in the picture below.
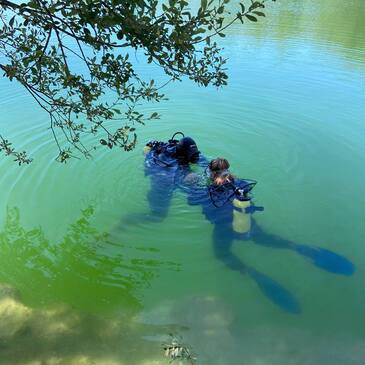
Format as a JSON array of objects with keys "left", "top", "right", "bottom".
[
  {"left": 143, "top": 137, "right": 208, "bottom": 222},
  {"left": 185, "top": 174, "right": 354, "bottom": 313},
  {"left": 135, "top": 136, "right": 355, "bottom": 313}
]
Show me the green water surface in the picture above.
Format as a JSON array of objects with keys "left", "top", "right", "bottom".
[{"left": 1, "top": 1, "right": 365, "bottom": 364}]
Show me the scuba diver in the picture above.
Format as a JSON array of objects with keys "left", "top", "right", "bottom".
[
  {"left": 126, "top": 136, "right": 355, "bottom": 313},
  {"left": 185, "top": 158, "right": 355, "bottom": 313},
  {"left": 139, "top": 132, "right": 207, "bottom": 223}
]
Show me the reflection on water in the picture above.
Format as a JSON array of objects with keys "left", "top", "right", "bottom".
[
  {"left": 0, "top": 206, "right": 178, "bottom": 312},
  {"left": 229, "top": 0, "right": 365, "bottom": 47},
  {"left": 227, "top": 0, "right": 365, "bottom": 70}
]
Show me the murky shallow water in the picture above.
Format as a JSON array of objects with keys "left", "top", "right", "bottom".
[{"left": 1, "top": 1, "right": 365, "bottom": 364}]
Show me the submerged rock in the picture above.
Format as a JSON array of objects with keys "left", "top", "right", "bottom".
[
  {"left": 138, "top": 295, "right": 234, "bottom": 332},
  {"left": 64, "top": 355, "right": 123, "bottom": 365},
  {"left": 97, "top": 318, "right": 122, "bottom": 339},
  {"left": 172, "top": 295, "right": 234, "bottom": 331},
  {"left": 23, "top": 355, "right": 124, "bottom": 365},
  {"left": 138, "top": 360, "right": 166, "bottom": 365},
  {"left": 0, "top": 283, "right": 20, "bottom": 300},
  {"left": 136, "top": 295, "right": 237, "bottom": 364},
  {"left": 31, "top": 304, "right": 81, "bottom": 338},
  {"left": 0, "top": 297, "right": 32, "bottom": 339}
]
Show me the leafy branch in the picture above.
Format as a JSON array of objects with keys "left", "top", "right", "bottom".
[
  {"left": 0, "top": 0, "right": 275, "bottom": 163},
  {"left": 0, "top": 134, "right": 33, "bottom": 165}
]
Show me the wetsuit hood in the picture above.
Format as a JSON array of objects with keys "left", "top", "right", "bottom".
[{"left": 175, "top": 137, "right": 200, "bottom": 163}]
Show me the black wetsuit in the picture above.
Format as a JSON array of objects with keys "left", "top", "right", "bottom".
[{"left": 143, "top": 142, "right": 208, "bottom": 222}]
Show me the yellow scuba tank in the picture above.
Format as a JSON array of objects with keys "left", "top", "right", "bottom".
[{"left": 232, "top": 198, "right": 251, "bottom": 234}]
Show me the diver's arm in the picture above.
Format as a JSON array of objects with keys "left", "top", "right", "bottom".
[
  {"left": 197, "top": 154, "right": 209, "bottom": 168},
  {"left": 245, "top": 205, "right": 264, "bottom": 214},
  {"left": 186, "top": 185, "right": 209, "bottom": 206}
]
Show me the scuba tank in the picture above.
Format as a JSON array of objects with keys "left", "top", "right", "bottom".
[
  {"left": 231, "top": 182, "right": 257, "bottom": 234},
  {"left": 231, "top": 181, "right": 264, "bottom": 234},
  {"left": 232, "top": 196, "right": 252, "bottom": 234},
  {"left": 208, "top": 179, "right": 262, "bottom": 234}
]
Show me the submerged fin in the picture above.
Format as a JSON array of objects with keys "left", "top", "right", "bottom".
[
  {"left": 248, "top": 268, "right": 301, "bottom": 314},
  {"left": 295, "top": 245, "right": 355, "bottom": 276}
]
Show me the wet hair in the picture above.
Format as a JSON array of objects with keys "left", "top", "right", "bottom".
[
  {"left": 213, "top": 171, "right": 235, "bottom": 186},
  {"left": 175, "top": 136, "right": 200, "bottom": 163},
  {"left": 208, "top": 158, "right": 230, "bottom": 178}
]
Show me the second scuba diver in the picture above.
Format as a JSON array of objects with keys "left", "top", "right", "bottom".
[
  {"left": 186, "top": 157, "right": 355, "bottom": 313},
  {"left": 128, "top": 133, "right": 355, "bottom": 313}
]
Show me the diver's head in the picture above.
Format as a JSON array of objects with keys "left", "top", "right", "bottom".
[
  {"left": 214, "top": 171, "right": 235, "bottom": 186},
  {"left": 209, "top": 158, "right": 230, "bottom": 178},
  {"left": 175, "top": 136, "right": 200, "bottom": 163}
]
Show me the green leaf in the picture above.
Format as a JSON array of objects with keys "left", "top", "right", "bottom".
[
  {"left": 245, "top": 14, "right": 257, "bottom": 22},
  {"left": 194, "top": 28, "right": 206, "bottom": 34},
  {"left": 239, "top": 3, "right": 245, "bottom": 13},
  {"left": 201, "top": 0, "right": 208, "bottom": 11},
  {"left": 253, "top": 11, "right": 265, "bottom": 17},
  {"left": 9, "top": 15, "right": 16, "bottom": 27},
  {"left": 218, "top": 32, "right": 226, "bottom": 37}
]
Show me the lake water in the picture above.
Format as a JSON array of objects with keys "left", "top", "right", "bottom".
[{"left": 1, "top": 0, "right": 365, "bottom": 364}]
